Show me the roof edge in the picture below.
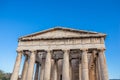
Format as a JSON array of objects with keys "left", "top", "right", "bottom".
[{"left": 19, "top": 27, "right": 106, "bottom": 39}]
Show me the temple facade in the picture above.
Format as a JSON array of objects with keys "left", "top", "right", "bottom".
[{"left": 10, "top": 27, "right": 109, "bottom": 80}]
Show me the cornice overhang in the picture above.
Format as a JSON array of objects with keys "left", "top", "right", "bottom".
[{"left": 18, "top": 27, "right": 106, "bottom": 41}]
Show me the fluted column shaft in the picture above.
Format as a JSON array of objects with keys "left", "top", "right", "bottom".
[
  {"left": 79, "top": 59, "right": 81, "bottom": 80},
  {"left": 21, "top": 55, "right": 29, "bottom": 80},
  {"left": 26, "top": 51, "right": 36, "bottom": 80},
  {"left": 98, "top": 49, "right": 108, "bottom": 80},
  {"left": 92, "top": 50, "right": 97, "bottom": 80},
  {"left": 43, "top": 50, "right": 51, "bottom": 80},
  {"left": 81, "top": 49, "right": 89, "bottom": 80},
  {"left": 62, "top": 50, "right": 70, "bottom": 80},
  {"left": 10, "top": 51, "right": 22, "bottom": 80},
  {"left": 69, "top": 60, "right": 72, "bottom": 80},
  {"left": 34, "top": 63, "right": 40, "bottom": 80},
  {"left": 50, "top": 59, "right": 54, "bottom": 80},
  {"left": 97, "top": 56, "right": 101, "bottom": 80},
  {"left": 40, "top": 59, "right": 45, "bottom": 80},
  {"left": 53, "top": 60, "right": 58, "bottom": 80},
  {"left": 90, "top": 66, "right": 95, "bottom": 80},
  {"left": 95, "top": 56, "right": 98, "bottom": 80},
  {"left": 57, "top": 59, "right": 62, "bottom": 80}
]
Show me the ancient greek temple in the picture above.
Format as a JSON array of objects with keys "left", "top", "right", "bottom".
[{"left": 10, "top": 27, "right": 109, "bottom": 80}]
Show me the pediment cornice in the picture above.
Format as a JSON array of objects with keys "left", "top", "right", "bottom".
[{"left": 19, "top": 27, "right": 106, "bottom": 41}]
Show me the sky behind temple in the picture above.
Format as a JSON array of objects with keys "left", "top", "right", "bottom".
[{"left": 0, "top": 0, "right": 120, "bottom": 79}]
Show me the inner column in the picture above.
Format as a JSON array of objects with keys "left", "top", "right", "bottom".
[
  {"left": 62, "top": 50, "right": 70, "bottom": 80},
  {"left": 34, "top": 63, "right": 40, "bottom": 80},
  {"left": 43, "top": 50, "right": 52, "bottom": 80},
  {"left": 81, "top": 49, "right": 89, "bottom": 80}
]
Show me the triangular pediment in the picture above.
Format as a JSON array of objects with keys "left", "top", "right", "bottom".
[{"left": 19, "top": 27, "right": 106, "bottom": 40}]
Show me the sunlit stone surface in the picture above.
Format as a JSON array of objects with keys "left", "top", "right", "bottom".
[{"left": 10, "top": 27, "right": 109, "bottom": 80}]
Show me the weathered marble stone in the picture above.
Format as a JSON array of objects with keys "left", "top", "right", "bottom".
[
  {"left": 10, "top": 51, "right": 22, "bottom": 80},
  {"left": 21, "top": 55, "right": 29, "bottom": 80},
  {"left": 11, "top": 27, "right": 108, "bottom": 80}
]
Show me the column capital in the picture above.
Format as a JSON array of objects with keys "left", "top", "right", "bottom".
[
  {"left": 23, "top": 51, "right": 30, "bottom": 56},
  {"left": 46, "top": 49, "right": 53, "bottom": 54},
  {"left": 92, "top": 49, "right": 98, "bottom": 54},
  {"left": 30, "top": 50, "right": 37, "bottom": 54},
  {"left": 97, "top": 48, "right": 106, "bottom": 52},
  {"left": 63, "top": 49, "right": 70, "bottom": 54},
  {"left": 16, "top": 50, "right": 23, "bottom": 54},
  {"left": 81, "top": 48, "right": 88, "bottom": 52}
]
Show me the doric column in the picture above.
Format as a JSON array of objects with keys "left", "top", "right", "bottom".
[
  {"left": 79, "top": 58, "right": 81, "bottom": 80},
  {"left": 96, "top": 58, "right": 99, "bottom": 80},
  {"left": 34, "top": 63, "right": 40, "bottom": 80},
  {"left": 50, "top": 59, "right": 54, "bottom": 80},
  {"left": 40, "top": 59, "right": 45, "bottom": 80},
  {"left": 98, "top": 49, "right": 108, "bottom": 80},
  {"left": 69, "top": 60, "right": 72, "bottom": 80},
  {"left": 81, "top": 49, "right": 89, "bottom": 80},
  {"left": 26, "top": 50, "right": 36, "bottom": 80},
  {"left": 43, "top": 50, "right": 51, "bottom": 80},
  {"left": 62, "top": 50, "right": 70, "bottom": 80},
  {"left": 92, "top": 50, "right": 97, "bottom": 80},
  {"left": 90, "top": 65, "right": 95, "bottom": 80},
  {"left": 10, "top": 50, "right": 22, "bottom": 80},
  {"left": 21, "top": 54, "right": 29, "bottom": 80},
  {"left": 97, "top": 56, "right": 101, "bottom": 80},
  {"left": 57, "top": 59, "right": 62, "bottom": 80},
  {"left": 53, "top": 60, "right": 58, "bottom": 80}
]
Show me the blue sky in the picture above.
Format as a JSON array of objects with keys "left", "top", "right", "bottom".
[{"left": 0, "top": 0, "right": 120, "bottom": 79}]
